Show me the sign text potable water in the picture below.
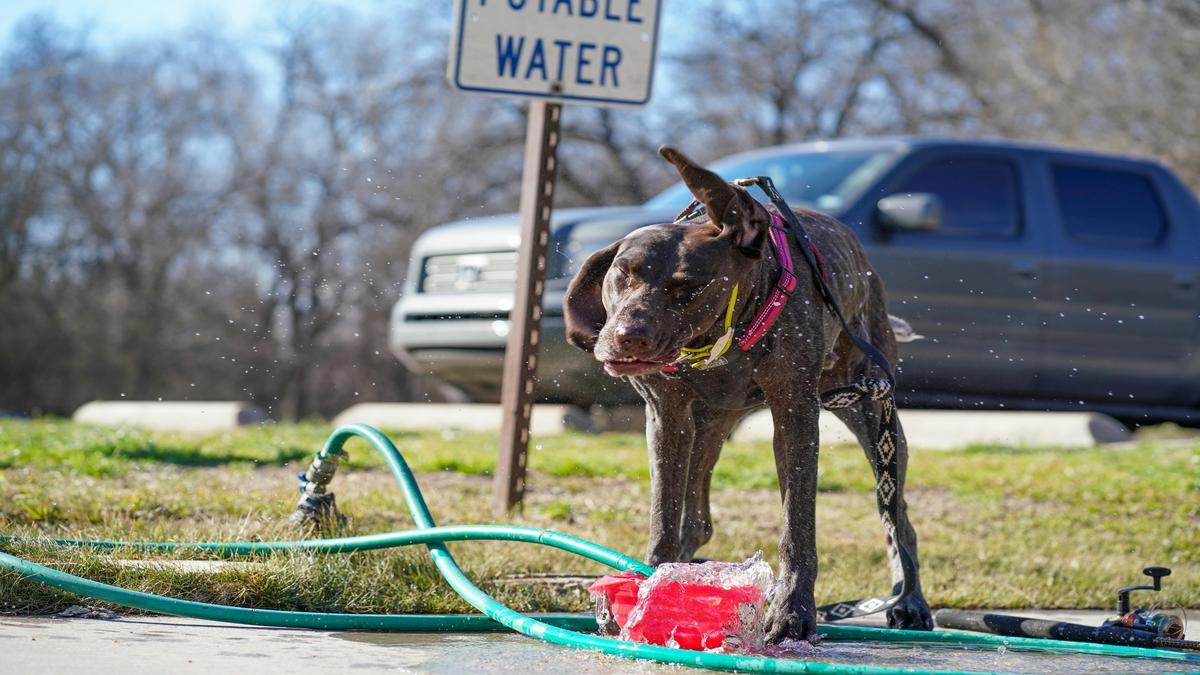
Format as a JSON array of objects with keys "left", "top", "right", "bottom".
[{"left": 450, "top": 0, "right": 662, "bottom": 107}]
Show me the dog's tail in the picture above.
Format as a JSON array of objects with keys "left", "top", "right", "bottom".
[{"left": 889, "top": 315, "right": 924, "bottom": 343}]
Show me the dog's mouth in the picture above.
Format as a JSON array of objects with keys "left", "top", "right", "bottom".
[{"left": 601, "top": 354, "right": 674, "bottom": 377}]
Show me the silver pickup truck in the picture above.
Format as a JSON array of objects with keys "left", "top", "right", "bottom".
[{"left": 390, "top": 137, "right": 1200, "bottom": 423}]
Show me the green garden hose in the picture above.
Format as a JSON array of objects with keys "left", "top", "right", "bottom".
[{"left": 2, "top": 423, "right": 1197, "bottom": 674}]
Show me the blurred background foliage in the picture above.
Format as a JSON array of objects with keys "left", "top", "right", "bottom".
[{"left": 2, "top": 0, "right": 1197, "bottom": 420}]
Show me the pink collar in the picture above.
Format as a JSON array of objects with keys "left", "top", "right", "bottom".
[
  {"left": 662, "top": 211, "right": 807, "bottom": 372},
  {"left": 735, "top": 213, "right": 797, "bottom": 351}
]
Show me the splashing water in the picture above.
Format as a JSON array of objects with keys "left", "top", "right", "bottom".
[{"left": 589, "top": 553, "right": 774, "bottom": 652}]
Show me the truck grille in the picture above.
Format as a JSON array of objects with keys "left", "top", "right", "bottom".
[{"left": 421, "top": 251, "right": 518, "bottom": 294}]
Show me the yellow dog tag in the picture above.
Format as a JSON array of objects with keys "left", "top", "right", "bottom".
[{"left": 703, "top": 327, "right": 734, "bottom": 368}]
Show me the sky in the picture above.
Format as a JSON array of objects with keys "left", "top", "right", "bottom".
[
  {"left": 0, "top": 1, "right": 696, "bottom": 50},
  {"left": 0, "top": 0, "right": 354, "bottom": 46}
]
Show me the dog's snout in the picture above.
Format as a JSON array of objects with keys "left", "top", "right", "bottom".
[{"left": 615, "top": 326, "right": 657, "bottom": 355}]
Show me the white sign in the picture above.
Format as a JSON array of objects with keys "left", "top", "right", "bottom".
[{"left": 449, "top": 0, "right": 662, "bottom": 107}]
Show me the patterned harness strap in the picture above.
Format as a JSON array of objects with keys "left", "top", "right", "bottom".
[
  {"left": 813, "top": 377, "right": 916, "bottom": 621},
  {"left": 819, "top": 377, "right": 893, "bottom": 411}
]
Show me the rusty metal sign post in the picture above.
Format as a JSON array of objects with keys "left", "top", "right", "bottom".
[
  {"left": 447, "top": 0, "right": 662, "bottom": 513},
  {"left": 494, "top": 101, "right": 561, "bottom": 512}
]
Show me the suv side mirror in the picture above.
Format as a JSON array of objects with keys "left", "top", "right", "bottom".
[{"left": 876, "top": 193, "right": 943, "bottom": 231}]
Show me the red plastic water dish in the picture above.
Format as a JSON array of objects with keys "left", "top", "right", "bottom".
[
  {"left": 590, "top": 572, "right": 763, "bottom": 651},
  {"left": 628, "top": 579, "right": 761, "bottom": 650}
]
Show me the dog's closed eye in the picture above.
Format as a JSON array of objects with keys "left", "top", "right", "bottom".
[
  {"left": 667, "top": 275, "right": 700, "bottom": 294},
  {"left": 667, "top": 276, "right": 717, "bottom": 300},
  {"left": 614, "top": 257, "right": 649, "bottom": 279}
]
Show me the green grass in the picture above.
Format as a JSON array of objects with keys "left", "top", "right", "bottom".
[{"left": 1, "top": 418, "right": 1197, "bottom": 617}]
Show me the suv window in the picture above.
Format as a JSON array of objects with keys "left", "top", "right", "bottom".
[
  {"left": 1052, "top": 165, "right": 1166, "bottom": 246},
  {"left": 896, "top": 157, "right": 1021, "bottom": 236},
  {"left": 644, "top": 149, "right": 897, "bottom": 213}
]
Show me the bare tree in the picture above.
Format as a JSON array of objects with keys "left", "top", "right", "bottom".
[
  {"left": 224, "top": 8, "right": 516, "bottom": 418},
  {"left": 873, "top": 0, "right": 1200, "bottom": 188},
  {"left": 50, "top": 38, "right": 243, "bottom": 396},
  {"left": 661, "top": 0, "right": 905, "bottom": 160},
  {"left": 0, "top": 17, "right": 257, "bottom": 411},
  {"left": 0, "top": 17, "right": 75, "bottom": 291}
]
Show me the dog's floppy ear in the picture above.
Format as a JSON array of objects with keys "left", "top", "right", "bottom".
[
  {"left": 659, "top": 145, "right": 767, "bottom": 258},
  {"left": 564, "top": 240, "right": 621, "bottom": 353}
]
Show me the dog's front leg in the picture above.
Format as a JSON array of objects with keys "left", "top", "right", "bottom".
[
  {"left": 762, "top": 388, "right": 822, "bottom": 643},
  {"left": 678, "top": 403, "right": 746, "bottom": 562},
  {"left": 635, "top": 380, "right": 696, "bottom": 566}
]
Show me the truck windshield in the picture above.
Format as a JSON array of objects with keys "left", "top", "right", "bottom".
[{"left": 643, "top": 149, "right": 897, "bottom": 214}]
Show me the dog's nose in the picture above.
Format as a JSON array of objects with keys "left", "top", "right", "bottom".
[{"left": 615, "top": 326, "right": 656, "bottom": 355}]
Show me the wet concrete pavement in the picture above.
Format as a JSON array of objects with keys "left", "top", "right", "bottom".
[
  {"left": 2, "top": 615, "right": 666, "bottom": 674},
  {"left": 3, "top": 610, "right": 1197, "bottom": 674}
]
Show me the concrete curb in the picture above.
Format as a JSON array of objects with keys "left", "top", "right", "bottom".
[
  {"left": 731, "top": 409, "right": 1132, "bottom": 448},
  {"left": 72, "top": 401, "right": 270, "bottom": 433},
  {"left": 332, "top": 402, "right": 594, "bottom": 435}
]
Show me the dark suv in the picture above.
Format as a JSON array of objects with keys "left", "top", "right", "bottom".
[{"left": 390, "top": 137, "right": 1200, "bottom": 422}]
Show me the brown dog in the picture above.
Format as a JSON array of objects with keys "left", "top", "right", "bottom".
[{"left": 563, "top": 146, "right": 932, "bottom": 641}]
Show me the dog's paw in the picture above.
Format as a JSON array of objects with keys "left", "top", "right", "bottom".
[
  {"left": 764, "top": 582, "right": 819, "bottom": 643},
  {"left": 886, "top": 584, "right": 933, "bottom": 631}
]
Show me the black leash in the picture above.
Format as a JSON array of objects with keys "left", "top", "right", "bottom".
[
  {"left": 737, "top": 176, "right": 896, "bottom": 387},
  {"left": 735, "top": 175, "right": 920, "bottom": 622}
]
